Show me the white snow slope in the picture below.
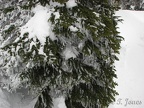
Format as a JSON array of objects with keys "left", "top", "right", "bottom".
[
  {"left": 109, "top": 10, "right": 144, "bottom": 108},
  {"left": 1, "top": 10, "right": 144, "bottom": 108}
]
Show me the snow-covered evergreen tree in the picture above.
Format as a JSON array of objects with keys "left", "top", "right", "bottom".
[{"left": 0, "top": 0, "right": 123, "bottom": 108}]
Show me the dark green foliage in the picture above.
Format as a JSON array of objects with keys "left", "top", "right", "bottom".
[
  {"left": 3, "top": 6, "right": 14, "bottom": 13},
  {"left": 4, "top": 25, "right": 16, "bottom": 35},
  {"left": 1, "top": 0, "right": 123, "bottom": 108},
  {"left": 34, "top": 87, "right": 53, "bottom": 108}
]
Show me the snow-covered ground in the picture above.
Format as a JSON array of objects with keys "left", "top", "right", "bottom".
[
  {"left": 1, "top": 10, "right": 144, "bottom": 108},
  {"left": 109, "top": 10, "right": 144, "bottom": 108}
]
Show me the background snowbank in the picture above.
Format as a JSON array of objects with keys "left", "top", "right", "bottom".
[{"left": 109, "top": 10, "right": 144, "bottom": 108}]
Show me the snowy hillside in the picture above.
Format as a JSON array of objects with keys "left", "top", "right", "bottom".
[
  {"left": 109, "top": 10, "right": 144, "bottom": 108},
  {"left": 1, "top": 10, "right": 144, "bottom": 108}
]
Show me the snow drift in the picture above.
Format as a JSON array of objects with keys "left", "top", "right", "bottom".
[{"left": 109, "top": 10, "right": 144, "bottom": 108}]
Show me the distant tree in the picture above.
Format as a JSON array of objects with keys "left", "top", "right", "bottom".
[
  {"left": 0, "top": 0, "right": 123, "bottom": 108},
  {"left": 119, "top": 0, "right": 144, "bottom": 10}
]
